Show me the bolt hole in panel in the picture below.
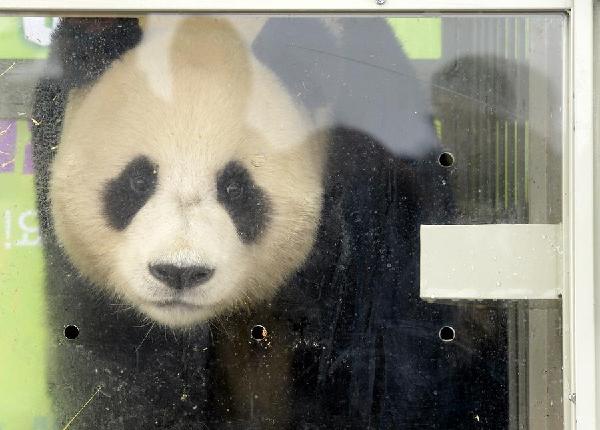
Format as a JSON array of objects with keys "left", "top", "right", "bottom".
[
  {"left": 439, "top": 326, "right": 456, "bottom": 342},
  {"left": 438, "top": 151, "right": 455, "bottom": 167},
  {"left": 63, "top": 325, "right": 79, "bottom": 340},
  {"left": 0, "top": 14, "right": 564, "bottom": 430}
]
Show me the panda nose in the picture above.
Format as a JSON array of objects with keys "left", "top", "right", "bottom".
[{"left": 149, "top": 264, "right": 215, "bottom": 290}]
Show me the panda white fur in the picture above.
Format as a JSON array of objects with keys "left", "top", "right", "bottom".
[{"left": 33, "top": 16, "right": 506, "bottom": 430}]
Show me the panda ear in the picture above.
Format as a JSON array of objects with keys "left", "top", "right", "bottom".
[{"left": 48, "top": 17, "right": 143, "bottom": 89}]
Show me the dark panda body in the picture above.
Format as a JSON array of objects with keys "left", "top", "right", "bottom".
[{"left": 33, "top": 18, "right": 507, "bottom": 429}]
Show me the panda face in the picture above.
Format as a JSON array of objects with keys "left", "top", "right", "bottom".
[
  {"left": 49, "top": 16, "right": 325, "bottom": 327},
  {"left": 103, "top": 151, "right": 277, "bottom": 327}
]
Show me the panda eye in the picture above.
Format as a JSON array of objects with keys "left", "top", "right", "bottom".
[
  {"left": 226, "top": 182, "right": 243, "bottom": 199},
  {"left": 127, "top": 162, "right": 157, "bottom": 196},
  {"left": 129, "top": 174, "right": 153, "bottom": 194}
]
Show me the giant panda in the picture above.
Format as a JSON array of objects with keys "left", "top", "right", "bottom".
[{"left": 32, "top": 16, "right": 508, "bottom": 429}]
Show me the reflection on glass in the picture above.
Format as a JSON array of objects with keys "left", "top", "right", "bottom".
[{"left": 0, "top": 14, "right": 564, "bottom": 429}]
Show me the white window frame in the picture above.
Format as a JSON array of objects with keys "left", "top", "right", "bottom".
[{"left": 0, "top": 1, "right": 594, "bottom": 429}]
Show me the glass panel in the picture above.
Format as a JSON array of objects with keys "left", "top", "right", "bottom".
[{"left": 0, "top": 14, "right": 565, "bottom": 429}]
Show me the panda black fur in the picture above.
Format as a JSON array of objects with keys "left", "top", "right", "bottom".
[{"left": 33, "top": 17, "right": 507, "bottom": 429}]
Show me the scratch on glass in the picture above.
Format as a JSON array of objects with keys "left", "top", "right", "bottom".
[
  {"left": 0, "top": 62, "right": 15, "bottom": 78},
  {"left": 135, "top": 323, "right": 155, "bottom": 353},
  {"left": 61, "top": 386, "right": 103, "bottom": 430},
  {"left": 0, "top": 159, "right": 15, "bottom": 169},
  {"left": 0, "top": 122, "right": 13, "bottom": 136}
]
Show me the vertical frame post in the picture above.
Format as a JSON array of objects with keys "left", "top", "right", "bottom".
[{"left": 571, "top": 0, "right": 596, "bottom": 427}]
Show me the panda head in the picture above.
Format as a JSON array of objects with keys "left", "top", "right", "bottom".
[{"left": 48, "top": 17, "right": 325, "bottom": 327}]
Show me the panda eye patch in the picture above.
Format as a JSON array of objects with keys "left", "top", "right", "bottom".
[
  {"left": 217, "top": 161, "right": 271, "bottom": 244},
  {"left": 103, "top": 156, "right": 158, "bottom": 231}
]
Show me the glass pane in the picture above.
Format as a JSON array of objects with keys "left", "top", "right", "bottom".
[{"left": 0, "top": 14, "right": 565, "bottom": 429}]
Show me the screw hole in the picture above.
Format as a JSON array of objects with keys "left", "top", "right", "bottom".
[
  {"left": 251, "top": 325, "right": 267, "bottom": 341},
  {"left": 438, "top": 152, "right": 454, "bottom": 167},
  {"left": 439, "top": 326, "right": 455, "bottom": 342},
  {"left": 64, "top": 324, "right": 79, "bottom": 340}
]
